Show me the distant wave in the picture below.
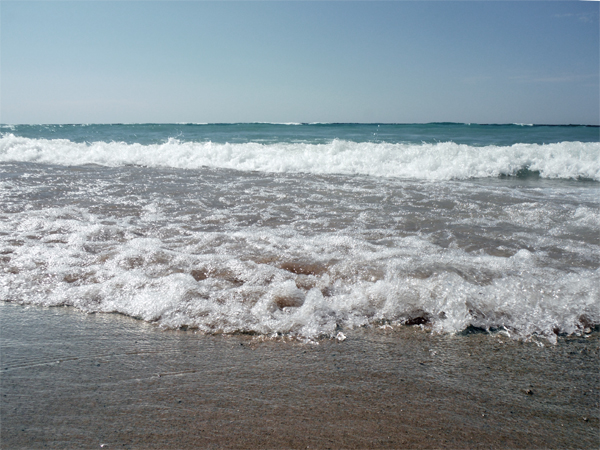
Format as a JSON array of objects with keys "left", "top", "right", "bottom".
[{"left": 1, "top": 134, "right": 598, "bottom": 181}]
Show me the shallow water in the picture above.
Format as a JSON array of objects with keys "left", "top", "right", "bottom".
[
  {"left": 1, "top": 123, "right": 599, "bottom": 341},
  {"left": 1, "top": 302, "right": 598, "bottom": 449}
]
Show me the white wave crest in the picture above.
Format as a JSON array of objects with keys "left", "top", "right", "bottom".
[{"left": 1, "top": 134, "right": 598, "bottom": 180}]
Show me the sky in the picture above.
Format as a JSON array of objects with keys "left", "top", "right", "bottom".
[{"left": 1, "top": 1, "right": 598, "bottom": 125}]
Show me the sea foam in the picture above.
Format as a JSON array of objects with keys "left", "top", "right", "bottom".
[
  {"left": 1, "top": 205, "right": 598, "bottom": 343},
  {"left": 1, "top": 134, "right": 598, "bottom": 181}
]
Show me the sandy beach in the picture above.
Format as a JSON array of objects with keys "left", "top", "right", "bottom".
[{"left": 1, "top": 301, "right": 598, "bottom": 449}]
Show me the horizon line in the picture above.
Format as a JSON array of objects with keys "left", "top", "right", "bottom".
[{"left": 1, "top": 122, "right": 599, "bottom": 127}]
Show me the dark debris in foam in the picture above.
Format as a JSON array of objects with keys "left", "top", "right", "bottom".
[{"left": 402, "top": 310, "right": 433, "bottom": 326}]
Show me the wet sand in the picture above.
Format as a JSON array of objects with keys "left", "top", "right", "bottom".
[{"left": 1, "top": 302, "right": 598, "bottom": 449}]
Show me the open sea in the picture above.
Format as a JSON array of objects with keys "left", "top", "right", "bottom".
[{"left": 1, "top": 123, "right": 599, "bottom": 343}]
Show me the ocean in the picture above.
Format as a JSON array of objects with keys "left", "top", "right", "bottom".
[{"left": 1, "top": 123, "right": 599, "bottom": 343}]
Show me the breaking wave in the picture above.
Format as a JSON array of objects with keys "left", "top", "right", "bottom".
[{"left": 1, "top": 134, "right": 598, "bottom": 181}]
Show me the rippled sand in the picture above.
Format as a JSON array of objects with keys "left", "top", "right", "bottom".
[{"left": 1, "top": 302, "right": 598, "bottom": 449}]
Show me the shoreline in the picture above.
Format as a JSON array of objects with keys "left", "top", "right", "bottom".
[{"left": 1, "top": 302, "right": 598, "bottom": 449}]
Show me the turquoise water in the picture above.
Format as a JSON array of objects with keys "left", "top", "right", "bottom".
[{"left": 2, "top": 122, "right": 598, "bottom": 146}]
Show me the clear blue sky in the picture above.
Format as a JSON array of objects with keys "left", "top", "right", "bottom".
[{"left": 1, "top": 1, "right": 598, "bottom": 124}]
